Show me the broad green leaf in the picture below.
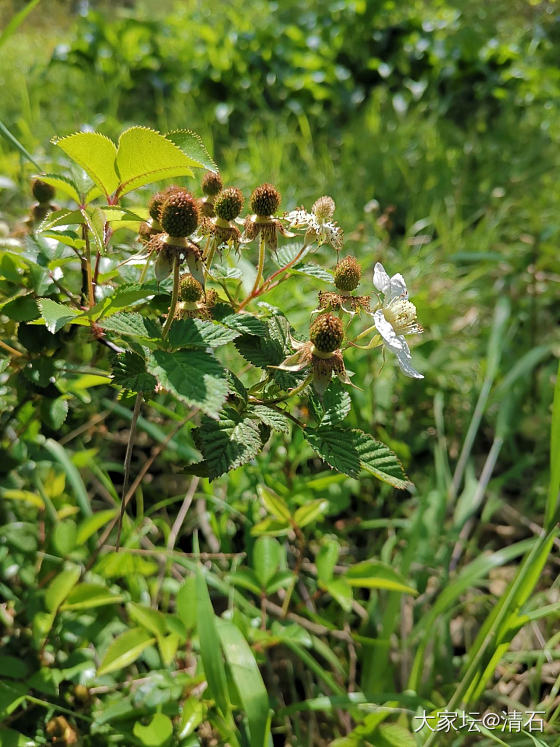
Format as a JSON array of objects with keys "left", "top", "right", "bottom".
[
  {"left": 92, "top": 281, "right": 160, "bottom": 319},
  {"left": 251, "top": 405, "right": 291, "bottom": 435},
  {"left": 81, "top": 206, "right": 106, "bottom": 253},
  {"left": 0, "top": 681, "right": 26, "bottom": 720},
  {"left": 325, "top": 579, "right": 353, "bottom": 612},
  {"left": 196, "top": 568, "right": 230, "bottom": 717},
  {"left": 0, "top": 727, "right": 33, "bottom": 746},
  {"left": 133, "top": 713, "right": 173, "bottom": 747},
  {"left": 258, "top": 486, "right": 291, "bottom": 521},
  {"left": 221, "top": 313, "right": 268, "bottom": 337},
  {"left": 115, "top": 127, "right": 196, "bottom": 198},
  {"left": 52, "top": 520, "right": 77, "bottom": 556},
  {"left": 295, "top": 263, "right": 333, "bottom": 282},
  {"left": 0, "top": 293, "right": 39, "bottom": 321},
  {"left": 38, "top": 208, "right": 84, "bottom": 231},
  {"left": 166, "top": 129, "right": 217, "bottom": 172},
  {"left": 253, "top": 537, "right": 282, "bottom": 588},
  {"left": 38, "top": 298, "right": 81, "bottom": 334},
  {"left": 40, "top": 397, "right": 69, "bottom": 430},
  {"left": 217, "top": 619, "right": 271, "bottom": 747},
  {"left": 111, "top": 352, "right": 157, "bottom": 394},
  {"left": 228, "top": 568, "right": 262, "bottom": 595},
  {"left": 158, "top": 633, "right": 180, "bottom": 667},
  {"left": 251, "top": 517, "right": 291, "bottom": 537},
  {"left": 45, "top": 565, "right": 81, "bottom": 613},
  {"left": 127, "top": 603, "right": 167, "bottom": 637},
  {"left": 192, "top": 410, "right": 263, "bottom": 479},
  {"left": 53, "top": 132, "right": 119, "bottom": 198},
  {"left": 293, "top": 499, "right": 328, "bottom": 528},
  {"left": 168, "top": 318, "right": 240, "bottom": 349},
  {"left": 320, "top": 382, "right": 352, "bottom": 426},
  {"left": 97, "top": 627, "right": 155, "bottom": 676},
  {"left": 345, "top": 560, "right": 417, "bottom": 595},
  {"left": 177, "top": 697, "right": 204, "bottom": 739},
  {"left": 266, "top": 570, "right": 295, "bottom": 594},
  {"left": 316, "top": 540, "right": 339, "bottom": 585},
  {"left": 62, "top": 583, "right": 123, "bottom": 610},
  {"left": 33, "top": 173, "right": 81, "bottom": 203},
  {"left": 94, "top": 552, "right": 158, "bottom": 578},
  {"left": 76, "top": 509, "right": 117, "bottom": 544},
  {"left": 148, "top": 349, "right": 228, "bottom": 418},
  {"left": 1, "top": 489, "right": 43, "bottom": 510},
  {"left": 100, "top": 312, "right": 161, "bottom": 339},
  {"left": 176, "top": 577, "right": 197, "bottom": 632}
]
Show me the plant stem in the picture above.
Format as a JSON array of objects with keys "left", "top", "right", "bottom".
[
  {"left": 254, "top": 373, "right": 313, "bottom": 406},
  {"left": 115, "top": 392, "right": 143, "bottom": 551},
  {"left": 261, "top": 242, "right": 309, "bottom": 291},
  {"left": 162, "top": 255, "right": 180, "bottom": 339},
  {"left": 251, "top": 234, "right": 266, "bottom": 295},
  {"left": 204, "top": 237, "right": 218, "bottom": 280},
  {"left": 82, "top": 224, "right": 94, "bottom": 308},
  {"left": 0, "top": 339, "right": 23, "bottom": 357}
]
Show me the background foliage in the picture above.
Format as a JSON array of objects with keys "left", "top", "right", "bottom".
[{"left": 0, "top": 0, "right": 559, "bottom": 745}]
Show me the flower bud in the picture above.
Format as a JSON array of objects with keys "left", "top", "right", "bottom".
[
  {"left": 202, "top": 171, "right": 223, "bottom": 197},
  {"left": 309, "top": 313, "right": 344, "bottom": 353},
  {"left": 334, "top": 256, "right": 361, "bottom": 291},
  {"left": 214, "top": 187, "right": 244, "bottom": 221},
  {"left": 250, "top": 183, "right": 280, "bottom": 216},
  {"left": 160, "top": 190, "right": 199, "bottom": 237}
]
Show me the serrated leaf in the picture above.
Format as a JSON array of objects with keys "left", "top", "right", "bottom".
[
  {"left": 166, "top": 129, "right": 217, "bottom": 172},
  {"left": 192, "top": 410, "right": 263, "bottom": 479},
  {"left": 320, "top": 381, "right": 351, "bottom": 426},
  {"left": 295, "top": 263, "right": 333, "bottom": 282},
  {"left": 81, "top": 206, "right": 106, "bottom": 253},
  {"left": 211, "top": 264, "right": 242, "bottom": 280},
  {"left": 251, "top": 405, "right": 291, "bottom": 435},
  {"left": 221, "top": 313, "right": 268, "bottom": 337},
  {"left": 115, "top": 127, "right": 196, "bottom": 197},
  {"left": 41, "top": 397, "right": 69, "bottom": 429},
  {"left": 93, "top": 282, "right": 160, "bottom": 319},
  {"left": 97, "top": 627, "right": 155, "bottom": 676},
  {"left": 38, "top": 298, "right": 80, "bottom": 333},
  {"left": 168, "top": 318, "right": 240, "bottom": 349},
  {"left": 148, "top": 349, "right": 228, "bottom": 417},
  {"left": 345, "top": 560, "right": 417, "bottom": 595},
  {"left": 53, "top": 132, "right": 119, "bottom": 198},
  {"left": 38, "top": 208, "right": 84, "bottom": 231},
  {"left": 304, "top": 427, "right": 411, "bottom": 488},
  {"left": 33, "top": 173, "right": 81, "bottom": 203},
  {"left": 100, "top": 311, "right": 161, "bottom": 339},
  {"left": 112, "top": 351, "right": 157, "bottom": 393}
]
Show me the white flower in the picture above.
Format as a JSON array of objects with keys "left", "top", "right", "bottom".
[
  {"left": 371, "top": 262, "right": 424, "bottom": 379},
  {"left": 283, "top": 196, "right": 343, "bottom": 251}
]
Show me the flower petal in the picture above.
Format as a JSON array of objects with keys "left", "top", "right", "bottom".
[
  {"left": 387, "top": 273, "right": 408, "bottom": 302},
  {"left": 373, "top": 262, "right": 391, "bottom": 294},
  {"left": 395, "top": 348, "right": 424, "bottom": 378},
  {"left": 373, "top": 310, "right": 406, "bottom": 352}
]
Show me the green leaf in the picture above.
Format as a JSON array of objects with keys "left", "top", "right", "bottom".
[
  {"left": 221, "top": 313, "right": 268, "bottom": 337},
  {"left": 258, "top": 486, "right": 291, "bottom": 521},
  {"left": 115, "top": 126, "right": 196, "bottom": 198},
  {"left": 94, "top": 552, "right": 158, "bottom": 579},
  {"left": 0, "top": 0, "right": 42, "bottom": 50},
  {"left": 216, "top": 619, "right": 271, "bottom": 747},
  {"left": 325, "top": 578, "right": 353, "bottom": 612},
  {"left": 45, "top": 566, "right": 81, "bottom": 613},
  {"left": 82, "top": 206, "right": 106, "bottom": 253},
  {"left": 192, "top": 410, "right": 263, "bottom": 479},
  {"left": 196, "top": 568, "right": 230, "bottom": 717},
  {"left": 1, "top": 489, "right": 43, "bottom": 510},
  {"left": 37, "top": 298, "right": 80, "bottom": 333},
  {"left": 250, "top": 518, "right": 291, "bottom": 537},
  {"left": 76, "top": 509, "right": 117, "bottom": 545},
  {"left": 53, "top": 131, "right": 119, "bottom": 199},
  {"left": 38, "top": 208, "right": 84, "bottom": 231},
  {"left": 0, "top": 119, "right": 41, "bottom": 169},
  {"left": 251, "top": 405, "right": 291, "bottom": 435},
  {"left": 148, "top": 349, "right": 228, "bottom": 418},
  {"left": 93, "top": 281, "right": 160, "bottom": 318},
  {"left": 295, "top": 263, "right": 333, "bottom": 282},
  {"left": 546, "top": 360, "right": 560, "bottom": 529},
  {"left": 176, "top": 577, "right": 196, "bottom": 632},
  {"left": 62, "top": 583, "right": 124, "bottom": 610},
  {"left": 133, "top": 713, "right": 173, "bottom": 747},
  {"left": 304, "top": 427, "right": 411, "bottom": 489},
  {"left": 33, "top": 173, "right": 81, "bottom": 203},
  {"left": 52, "top": 520, "right": 77, "bottom": 556},
  {"left": 345, "top": 560, "right": 417, "bottom": 595},
  {"left": 320, "top": 381, "right": 352, "bottom": 426},
  {"left": 40, "top": 397, "right": 69, "bottom": 430},
  {"left": 1, "top": 294, "right": 39, "bottom": 321},
  {"left": 168, "top": 318, "right": 240, "bottom": 349},
  {"left": 253, "top": 537, "right": 282, "bottom": 588},
  {"left": 166, "top": 129, "right": 217, "bottom": 172},
  {"left": 316, "top": 540, "right": 339, "bottom": 585},
  {"left": 100, "top": 312, "right": 161, "bottom": 339},
  {"left": 177, "top": 697, "right": 204, "bottom": 739},
  {"left": 127, "top": 603, "right": 167, "bottom": 637},
  {"left": 293, "top": 499, "right": 329, "bottom": 528},
  {"left": 111, "top": 352, "right": 157, "bottom": 394},
  {"left": 97, "top": 627, "right": 155, "bottom": 676}
]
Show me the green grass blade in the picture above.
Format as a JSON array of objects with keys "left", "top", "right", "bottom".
[
  {"left": 43, "top": 439, "right": 91, "bottom": 517},
  {"left": 0, "top": 0, "right": 42, "bottom": 49},
  {"left": 545, "top": 360, "right": 560, "bottom": 529},
  {"left": 0, "top": 119, "right": 41, "bottom": 169}
]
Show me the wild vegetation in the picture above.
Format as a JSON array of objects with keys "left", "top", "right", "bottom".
[{"left": 0, "top": 1, "right": 559, "bottom": 745}]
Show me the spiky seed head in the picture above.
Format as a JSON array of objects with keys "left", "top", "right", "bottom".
[
  {"left": 148, "top": 186, "right": 180, "bottom": 222},
  {"left": 334, "top": 256, "right": 361, "bottom": 291},
  {"left": 160, "top": 190, "right": 199, "bottom": 237},
  {"left": 202, "top": 171, "right": 223, "bottom": 197},
  {"left": 32, "top": 178, "right": 55, "bottom": 204},
  {"left": 312, "top": 195, "right": 336, "bottom": 221},
  {"left": 309, "top": 313, "right": 344, "bottom": 353},
  {"left": 250, "top": 183, "right": 280, "bottom": 216},
  {"left": 180, "top": 273, "right": 203, "bottom": 302},
  {"left": 214, "top": 187, "right": 244, "bottom": 221}
]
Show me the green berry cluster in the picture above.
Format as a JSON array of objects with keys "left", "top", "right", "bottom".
[
  {"left": 250, "top": 183, "right": 281, "bottom": 216},
  {"left": 160, "top": 190, "right": 200, "bottom": 237},
  {"left": 310, "top": 313, "right": 344, "bottom": 353},
  {"left": 214, "top": 187, "right": 244, "bottom": 221},
  {"left": 334, "top": 256, "right": 361, "bottom": 291}
]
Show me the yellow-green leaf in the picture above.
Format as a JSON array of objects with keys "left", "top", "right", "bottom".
[
  {"left": 97, "top": 627, "right": 155, "bottom": 676},
  {"left": 1, "top": 489, "right": 44, "bottom": 510},
  {"left": 53, "top": 132, "right": 119, "bottom": 198}
]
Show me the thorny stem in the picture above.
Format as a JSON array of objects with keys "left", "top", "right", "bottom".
[
  {"left": 115, "top": 392, "right": 143, "bottom": 551},
  {"left": 162, "top": 255, "right": 180, "bottom": 338},
  {"left": 261, "top": 242, "right": 310, "bottom": 291}
]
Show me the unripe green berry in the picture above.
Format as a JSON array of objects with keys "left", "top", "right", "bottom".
[
  {"left": 180, "top": 273, "right": 203, "bottom": 302},
  {"left": 160, "top": 190, "right": 199, "bottom": 237},
  {"left": 250, "top": 183, "right": 280, "bottom": 216},
  {"left": 32, "top": 178, "right": 55, "bottom": 204},
  {"left": 202, "top": 171, "right": 223, "bottom": 197},
  {"left": 214, "top": 187, "right": 244, "bottom": 221},
  {"left": 334, "top": 256, "right": 361, "bottom": 291},
  {"left": 148, "top": 186, "right": 180, "bottom": 222},
  {"left": 310, "top": 313, "right": 344, "bottom": 353}
]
